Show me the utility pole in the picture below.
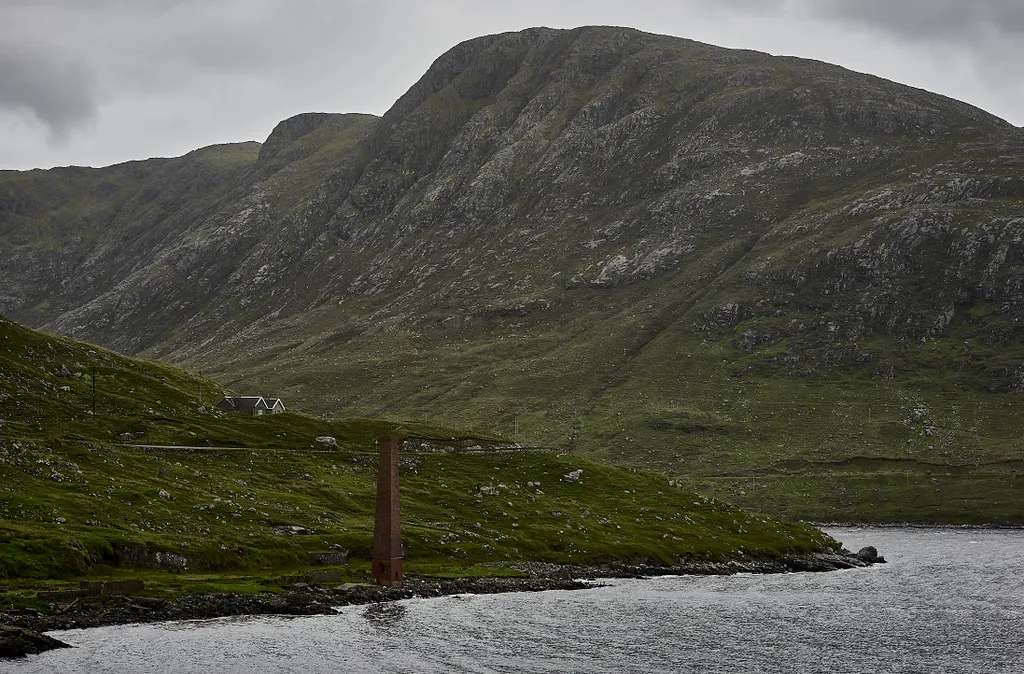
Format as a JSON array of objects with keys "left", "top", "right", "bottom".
[
  {"left": 91, "top": 364, "right": 96, "bottom": 414},
  {"left": 199, "top": 370, "right": 204, "bottom": 408},
  {"left": 513, "top": 412, "right": 520, "bottom": 442}
]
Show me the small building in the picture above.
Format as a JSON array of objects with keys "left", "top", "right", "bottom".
[{"left": 217, "top": 396, "right": 285, "bottom": 416}]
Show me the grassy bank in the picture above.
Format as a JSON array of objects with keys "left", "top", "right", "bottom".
[
  {"left": 0, "top": 315, "right": 837, "bottom": 608},
  {"left": 0, "top": 442, "right": 835, "bottom": 609}
]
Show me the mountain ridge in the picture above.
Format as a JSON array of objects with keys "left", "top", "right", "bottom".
[{"left": 2, "top": 25, "right": 1022, "bottom": 522}]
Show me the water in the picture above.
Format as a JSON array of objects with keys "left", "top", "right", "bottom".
[{"left": 6, "top": 528, "right": 1023, "bottom": 673}]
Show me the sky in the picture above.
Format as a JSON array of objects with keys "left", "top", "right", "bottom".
[{"left": 1, "top": 0, "right": 1022, "bottom": 171}]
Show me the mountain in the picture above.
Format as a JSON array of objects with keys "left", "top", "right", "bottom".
[{"left": 1, "top": 26, "right": 1022, "bottom": 523}]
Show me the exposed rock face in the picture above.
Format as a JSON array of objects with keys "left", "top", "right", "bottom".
[
  {"left": 0, "top": 625, "right": 72, "bottom": 659},
  {"left": 0, "top": 26, "right": 1022, "bottom": 481},
  {"left": 118, "top": 546, "right": 189, "bottom": 570}
]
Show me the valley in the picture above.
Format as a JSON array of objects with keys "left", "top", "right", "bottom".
[{"left": 1, "top": 26, "right": 1021, "bottom": 523}]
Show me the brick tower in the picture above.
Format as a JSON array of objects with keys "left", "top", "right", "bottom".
[{"left": 371, "top": 435, "right": 403, "bottom": 586}]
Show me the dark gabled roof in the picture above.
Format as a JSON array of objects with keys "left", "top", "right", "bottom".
[
  {"left": 264, "top": 397, "right": 285, "bottom": 408},
  {"left": 218, "top": 396, "right": 270, "bottom": 411}
]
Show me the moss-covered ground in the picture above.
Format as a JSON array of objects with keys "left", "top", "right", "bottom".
[
  {"left": 213, "top": 291, "right": 1024, "bottom": 525},
  {"left": 0, "top": 316, "right": 834, "bottom": 606}
]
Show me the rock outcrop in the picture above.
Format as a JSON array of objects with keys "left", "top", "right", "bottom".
[
  {"left": 0, "top": 549, "right": 881, "bottom": 633},
  {"left": 855, "top": 546, "right": 887, "bottom": 564},
  {"left": 0, "top": 625, "right": 72, "bottom": 659}
]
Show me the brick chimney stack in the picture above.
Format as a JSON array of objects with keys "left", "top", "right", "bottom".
[{"left": 371, "top": 435, "right": 403, "bottom": 586}]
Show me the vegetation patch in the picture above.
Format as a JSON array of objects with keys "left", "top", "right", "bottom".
[{"left": 0, "top": 317, "right": 835, "bottom": 597}]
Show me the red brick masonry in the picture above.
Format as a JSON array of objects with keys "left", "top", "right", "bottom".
[{"left": 371, "top": 436, "right": 403, "bottom": 587}]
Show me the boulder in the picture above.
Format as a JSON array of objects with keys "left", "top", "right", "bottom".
[
  {"left": 855, "top": 546, "right": 887, "bottom": 563},
  {"left": 316, "top": 436, "right": 338, "bottom": 449},
  {"left": 309, "top": 550, "right": 349, "bottom": 565},
  {"left": 0, "top": 625, "right": 72, "bottom": 659},
  {"left": 273, "top": 524, "right": 310, "bottom": 535}
]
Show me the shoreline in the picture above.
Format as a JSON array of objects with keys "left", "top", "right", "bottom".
[
  {"left": 815, "top": 521, "right": 1024, "bottom": 530},
  {"left": 1, "top": 550, "right": 877, "bottom": 639}
]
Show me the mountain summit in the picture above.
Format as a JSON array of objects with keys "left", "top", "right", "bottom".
[{"left": 2, "top": 26, "right": 1022, "bottom": 521}]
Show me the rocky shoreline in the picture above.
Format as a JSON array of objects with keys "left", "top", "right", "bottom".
[
  {"left": 816, "top": 521, "right": 1024, "bottom": 530},
  {"left": 1, "top": 549, "right": 882, "bottom": 657}
]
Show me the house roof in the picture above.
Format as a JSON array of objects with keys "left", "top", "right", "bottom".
[{"left": 218, "top": 396, "right": 270, "bottom": 411}]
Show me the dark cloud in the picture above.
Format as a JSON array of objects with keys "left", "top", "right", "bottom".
[
  {"left": 0, "top": 44, "right": 98, "bottom": 143},
  {"left": 0, "top": 0, "right": 1021, "bottom": 169}
]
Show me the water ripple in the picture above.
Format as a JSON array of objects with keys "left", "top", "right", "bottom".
[{"left": 4, "top": 528, "right": 1023, "bottom": 674}]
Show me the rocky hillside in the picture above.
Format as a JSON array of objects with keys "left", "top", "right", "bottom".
[{"left": 1, "top": 26, "right": 1022, "bottom": 522}]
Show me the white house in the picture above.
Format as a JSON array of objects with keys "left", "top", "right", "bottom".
[{"left": 217, "top": 396, "right": 286, "bottom": 416}]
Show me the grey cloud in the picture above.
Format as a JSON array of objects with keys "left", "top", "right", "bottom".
[
  {"left": 708, "top": 0, "right": 1024, "bottom": 41},
  {"left": 701, "top": 0, "right": 1024, "bottom": 122},
  {"left": 817, "top": 0, "right": 1024, "bottom": 39},
  {"left": 0, "top": 45, "right": 98, "bottom": 143},
  {"left": 0, "top": 0, "right": 194, "bottom": 11},
  {"left": 701, "top": 0, "right": 787, "bottom": 12},
  {"left": 1, "top": 0, "right": 1022, "bottom": 169}
]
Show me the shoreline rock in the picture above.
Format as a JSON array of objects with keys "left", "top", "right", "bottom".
[
  {"left": 0, "top": 625, "right": 72, "bottom": 659},
  {"left": 0, "top": 550, "right": 881, "bottom": 636},
  {"left": 855, "top": 546, "right": 887, "bottom": 564},
  {"left": 814, "top": 521, "right": 1024, "bottom": 530}
]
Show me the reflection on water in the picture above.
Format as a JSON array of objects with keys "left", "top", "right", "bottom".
[{"left": 4, "top": 528, "right": 1023, "bottom": 674}]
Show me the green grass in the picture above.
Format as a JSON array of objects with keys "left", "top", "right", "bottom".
[
  {"left": 680, "top": 471, "right": 1023, "bottom": 525},
  {"left": 0, "top": 443, "right": 833, "bottom": 582},
  {"left": 0, "top": 315, "right": 836, "bottom": 590},
  {"left": 0, "top": 314, "right": 496, "bottom": 450},
  {"left": 202, "top": 285, "right": 1024, "bottom": 526}
]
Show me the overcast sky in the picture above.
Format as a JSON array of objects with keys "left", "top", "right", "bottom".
[{"left": 1, "top": 0, "right": 1021, "bottom": 171}]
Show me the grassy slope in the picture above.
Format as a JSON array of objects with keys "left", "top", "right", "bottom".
[
  {"left": 0, "top": 143, "right": 262, "bottom": 330},
  {"left": 0, "top": 315, "right": 834, "bottom": 606},
  {"left": 198, "top": 125, "right": 1024, "bottom": 526},
  {"left": 210, "top": 283, "right": 1024, "bottom": 525}
]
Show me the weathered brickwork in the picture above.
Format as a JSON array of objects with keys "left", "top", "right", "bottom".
[{"left": 371, "top": 436, "right": 403, "bottom": 587}]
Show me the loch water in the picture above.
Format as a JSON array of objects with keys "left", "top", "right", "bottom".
[{"left": 5, "top": 527, "right": 1023, "bottom": 673}]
